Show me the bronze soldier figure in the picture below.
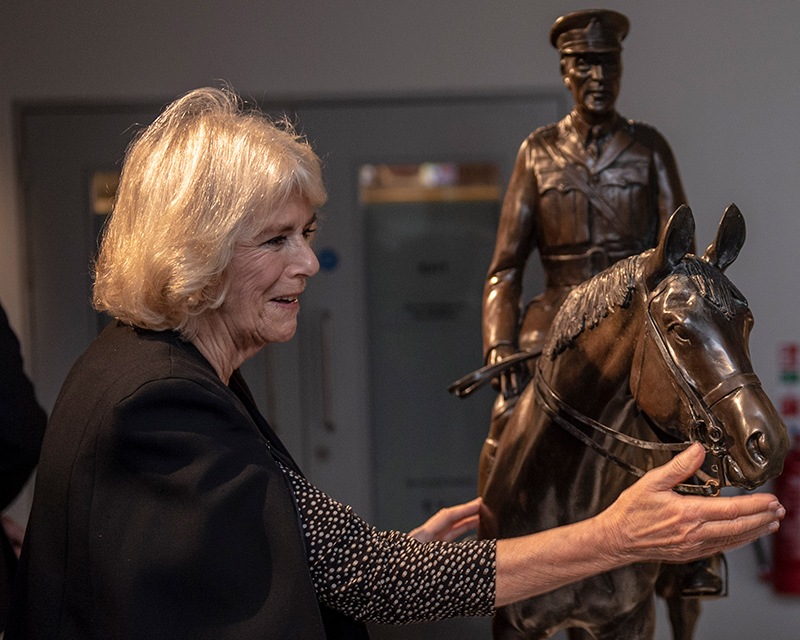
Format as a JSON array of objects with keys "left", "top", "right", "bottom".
[{"left": 480, "top": 9, "right": 721, "bottom": 597}]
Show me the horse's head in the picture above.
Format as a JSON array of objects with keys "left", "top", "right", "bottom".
[{"left": 631, "top": 204, "right": 789, "bottom": 489}]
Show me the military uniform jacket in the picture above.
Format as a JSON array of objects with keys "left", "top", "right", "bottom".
[
  {"left": 482, "top": 111, "right": 687, "bottom": 358},
  {"left": 6, "top": 321, "right": 368, "bottom": 640}
]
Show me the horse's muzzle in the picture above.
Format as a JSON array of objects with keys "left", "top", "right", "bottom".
[{"left": 714, "top": 385, "right": 789, "bottom": 488}]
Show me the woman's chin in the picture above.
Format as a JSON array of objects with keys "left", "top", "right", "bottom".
[{"left": 262, "top": 322, "right": 298, "bottom": 345}]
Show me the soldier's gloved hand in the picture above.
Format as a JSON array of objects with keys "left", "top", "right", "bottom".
[{"left": 488, "top": 345, "right": 523, "bottom": 398}]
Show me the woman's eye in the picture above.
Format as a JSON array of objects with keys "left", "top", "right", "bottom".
[
  {"left": 303, "top": 226, "right": 317, "bottom": 240},
  {"left": 262, "top": 235, "right": 287, "bottom": 247}
]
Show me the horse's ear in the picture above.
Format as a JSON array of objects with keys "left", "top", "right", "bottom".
[
  {"left": 701, "top": 203, "right": 745, "bottom": 272},
  {"left": 645, "top": 204, "right": 694, "bottom": 289}
]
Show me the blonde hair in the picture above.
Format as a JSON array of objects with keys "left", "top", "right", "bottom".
[{"left": 93, "top": 87, "right": 326, "bottom": 338}]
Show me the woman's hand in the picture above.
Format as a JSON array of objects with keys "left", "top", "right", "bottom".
[
  {"left": 597, "top": 442, "right": 785, "bottom": 565},
  {"left": 494, "top": 443, "right": 784, "bottom": 607},
  {"left": 409, "top": 497, "right": 483, "bottom": 543}
]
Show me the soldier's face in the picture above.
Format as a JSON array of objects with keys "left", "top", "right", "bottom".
[{"left": 561, "top": 53, "right": 622, "bottom": 118}]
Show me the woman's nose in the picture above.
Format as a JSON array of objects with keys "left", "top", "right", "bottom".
[{"left": 295, "top": 240, "right": 320, "bottom": 277}]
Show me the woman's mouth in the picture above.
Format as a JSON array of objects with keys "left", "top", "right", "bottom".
[{"left": 272, "top": 296, "right": 299, "bottom": 304}]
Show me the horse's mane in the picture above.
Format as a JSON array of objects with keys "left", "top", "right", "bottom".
[
  {"left": 544, "top": 253, "right": 748, "bottom": 359},
  {"left": 545, "top": 255, "right": 639, "bottom": 358}
]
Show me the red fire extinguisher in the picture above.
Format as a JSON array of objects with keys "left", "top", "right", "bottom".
[{"left": 773, "top": 428, "right": 800, "bottom": 594}]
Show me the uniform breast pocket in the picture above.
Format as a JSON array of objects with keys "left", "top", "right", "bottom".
[
  {"left": 536, "top": 169, "right": 590, "bottom": 245},
  {"left": 596, "top": 164, "right": 652, "bottom": 237},
  {"left": 538, "top": 169, "right": 577, "bottom": 196},
  {"left": 597, "top": 166, "right": 647, "bottom": 191}
]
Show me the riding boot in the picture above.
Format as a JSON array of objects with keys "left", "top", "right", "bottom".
[
  {"left": 478, "top": 393, "right": 518, "bottom": 495},
  {"left": 678, "top": 553, "right": 725, "bottom": 597}
]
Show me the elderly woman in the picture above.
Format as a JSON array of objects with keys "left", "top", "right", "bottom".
[{"left": 7, "top": 89, "right": 783, "bottom": 640}]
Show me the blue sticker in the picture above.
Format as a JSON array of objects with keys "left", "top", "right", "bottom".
[{"left": 318, "top": 248, "right": 339, "bottom": 272}]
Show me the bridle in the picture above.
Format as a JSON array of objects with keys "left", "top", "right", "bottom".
[{"left": 535, "top": 272, "right": 759, "bottom": 497}]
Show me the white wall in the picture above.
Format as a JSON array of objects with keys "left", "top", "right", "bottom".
[{"left": 2, "top": 1, "right": 799, "bottom": 637}]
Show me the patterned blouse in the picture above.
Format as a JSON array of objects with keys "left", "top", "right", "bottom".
[{"left": 278, "top": 461, "right": 496, "bottom": 625}]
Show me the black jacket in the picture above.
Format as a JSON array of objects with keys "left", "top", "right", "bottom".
[
  {"left": 0, "top": 303, "right": 47, "bottom": 631},
  {"left": 7, "top": 321, "right": 367, "bottom": 639}
]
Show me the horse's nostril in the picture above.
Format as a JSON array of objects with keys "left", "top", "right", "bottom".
[{"left": 746, "top": 432, "right": 768, "bottom": 467}]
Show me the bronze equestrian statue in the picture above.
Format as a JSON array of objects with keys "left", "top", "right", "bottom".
[
  {"left": 481, "top": 7, "right": 685, "bottom": 493},
  {"left": 478, "top": 9, "right": 727, "bottom": 598},
  {"left": 478, "top": 205, "right": 789, "bottom": 639}
]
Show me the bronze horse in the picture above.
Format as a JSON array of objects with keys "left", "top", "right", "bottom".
[{"left": 479, "top": 205, "right": 789, "bottom": 640}]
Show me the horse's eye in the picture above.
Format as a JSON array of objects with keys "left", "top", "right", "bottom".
[{"left": 667, "top": 323, "right": 691, "bottom": 344}]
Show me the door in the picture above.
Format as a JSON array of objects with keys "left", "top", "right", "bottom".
[
  {"left": 361, "top": 168, "right": 501, "bottom": 530},
  {"left": 293, "top": 95, "right": 563, "bottom": 523}
]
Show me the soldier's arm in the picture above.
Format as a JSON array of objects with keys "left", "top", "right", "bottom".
[
  {"left": 651, "top": 129, "right": 695, "bottom": 252},
  {"left": 482, "top": 136, "right": 538, "bottom": 363}
]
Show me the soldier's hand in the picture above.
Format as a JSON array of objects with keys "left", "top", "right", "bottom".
[{"left": 488, "top": 346, "right": 522, "bottom": 397}]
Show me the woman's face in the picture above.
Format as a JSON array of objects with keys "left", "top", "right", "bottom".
[{"left": 217, "top": 197, "right": 320, "bottom": 351}]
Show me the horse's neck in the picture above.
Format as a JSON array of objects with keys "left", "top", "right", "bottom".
[
  {"left": 538, "top": 296, "right": 671, "bottom": 512},
  {"left": 545, "top": 300, "right": 643, "bottom": 420}
]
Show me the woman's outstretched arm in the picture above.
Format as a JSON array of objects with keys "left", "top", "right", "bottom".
[{"left": 495, "top": 443, "right": 784, "bottom": 607}]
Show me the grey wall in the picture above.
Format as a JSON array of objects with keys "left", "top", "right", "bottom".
[
  {"left": 3, "top": 0, "right": 798, "bottom": 396},
  {"left": 1, "top": 1, "right": 799, "bottom": 637}
]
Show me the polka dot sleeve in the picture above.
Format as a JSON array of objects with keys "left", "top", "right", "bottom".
[{"left": 278, "top": 462, "right": 496, "bottom": 624}]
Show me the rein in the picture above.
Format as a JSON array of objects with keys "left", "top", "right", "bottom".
[
  {"left": 534, "top": 368, "right": 718, "bottom": 496},
  {"left": 536, "top": 275, "right": 759, "bottom": 497}
]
